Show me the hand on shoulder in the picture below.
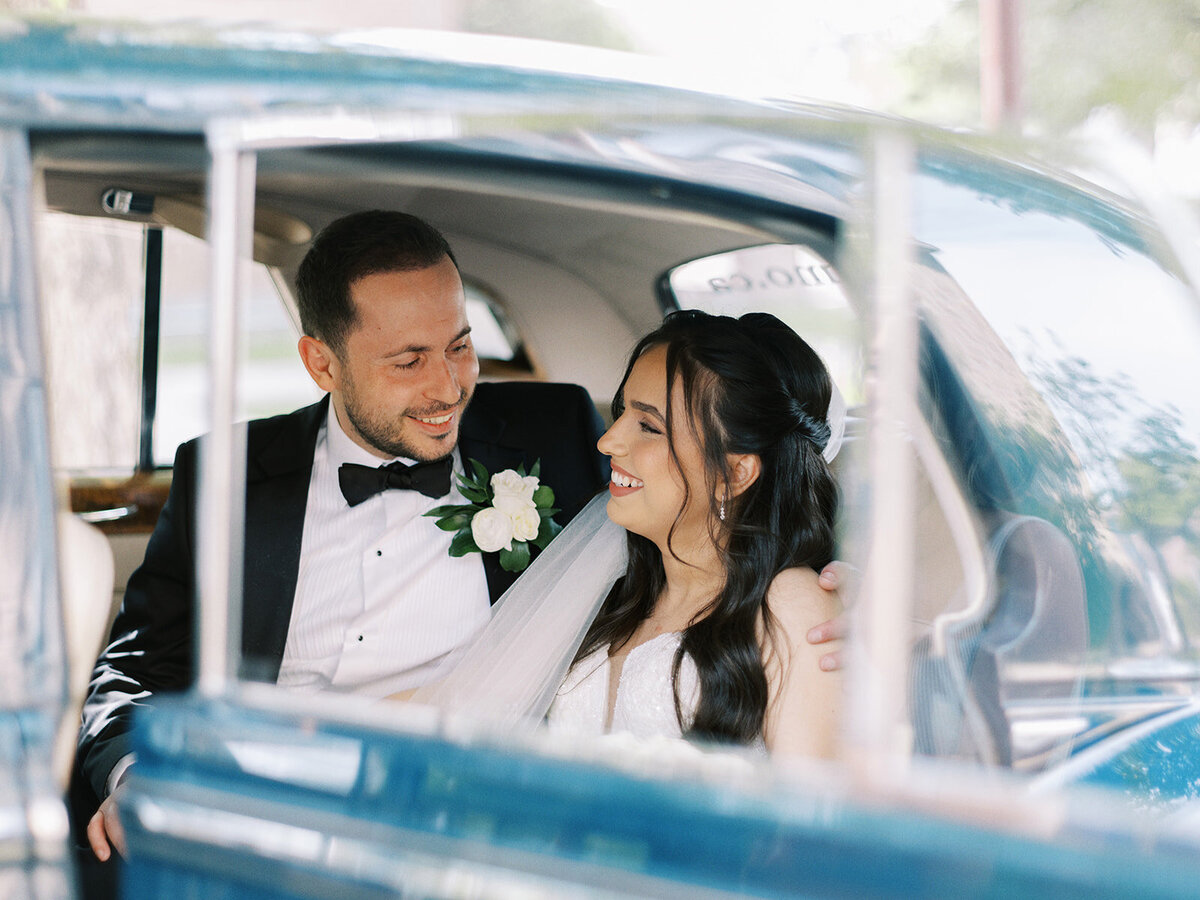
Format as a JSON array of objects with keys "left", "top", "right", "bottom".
[
  {"left": 762, "top": 566, "right": 843, "bottom": 759},
  {"left": 806, "top": 561, "right": 852, "bottom": 671},
  {"left": 766, "top": 567, "right": 841, "bottom": 639}
]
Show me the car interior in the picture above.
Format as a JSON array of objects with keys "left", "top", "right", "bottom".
[
  {"left": 6, "top": 22, "right": 1200, "bottom": 898},
  {"left": 34, "top": 131, "right": 843, "bottom": 610},
  {"left": 32, "top": 127, "right": 1105, "bottom": 782}
]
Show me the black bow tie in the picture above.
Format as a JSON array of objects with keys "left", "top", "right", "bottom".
[{"left": 338, "top": 456, "right": 454, "bottom": 506}]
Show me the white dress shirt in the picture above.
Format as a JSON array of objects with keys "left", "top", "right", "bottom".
[{"left": 277, "top": 404, "right": 491, "bottom": 697}]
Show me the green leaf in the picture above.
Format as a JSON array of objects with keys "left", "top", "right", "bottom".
[
  {"left": 538, "top": 506, "right": 560, "bottom": 519},
  {"left": 448, "top": 530, "right": 480, "bottom": 557},
  {"left": 426, "top": 503, "right": 470, "bottom": 518},
  {"left": 499, "top": 541, "right": 531, "bottom": 573},
  {"left": 469, "top": 458, "right": 490, "bottom": 485},
  {"left": 532, "top": 485, "right": 555, "bottom": 507},
  {"left": 433, "top": 510, "right": 475, "bottom": 532},
  {"left": 533, "top": 517, "right": 563, "bottom": 550},
  {"left": 456, "top": 471, "right": 485, "bottom": 494},
  {"left": 530, "top": 459, "right": 541, "bottom": 479},
  {"left": 457, "top": 484, "right": 490, "bottom": 504}
]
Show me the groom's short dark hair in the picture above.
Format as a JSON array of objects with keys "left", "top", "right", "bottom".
[{"left": 295, "top": 210, "right": 458, "bottom": 354}]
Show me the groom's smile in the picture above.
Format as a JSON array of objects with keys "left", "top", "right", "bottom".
[
  {"left": 406, "top": 400, "right": 466, "bottom": 440},
  {"left": 302, "top": 257, "right": 480, "bottom": 464}
]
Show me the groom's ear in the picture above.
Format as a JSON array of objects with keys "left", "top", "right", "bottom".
[
  {"left": 298, "top": 335, "right": 339, "bottom": 393},
  {"left": 726, "top": 453, "right": 761, "bottom": 497}
]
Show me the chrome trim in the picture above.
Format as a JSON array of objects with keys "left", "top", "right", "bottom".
[
  {"left": 912, "top": 409, "right": 996, "bottom": 765},
  {"left": 918, "top": 408, "right": 988, "bottom": 655},
  {"left": 207, "top": 110, "right": 460, "bottom": 154},
  {"left": 196, "top": 134, "right": 255, "bottom": 695},
  {"left": 78, "top": 505, "right": 139, "bottom": 524},
  {"left": 847, "top": 129, "right": 918, "bottom": 773},
  {"left": 1029, "top": 698, "right": 1200, "bottom": 793},
  {"left": 267, "top": 266, "right": 302, "bottom": 334},
  {"left": 192, "top": 110, "right": 463, "bottom": 694},
  {"left": 0, "top": 126, "right": 74, "bottom": 890},
  {"left": 127, "top": 777, "right": 749, "bottom": 900},
  {"left": 0, "top": 127, "right": 66, "bottom": 710}
]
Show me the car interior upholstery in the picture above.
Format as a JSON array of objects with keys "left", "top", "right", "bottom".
[{"left": 35, "top": 128, "right": 1058, "bottom": 771}]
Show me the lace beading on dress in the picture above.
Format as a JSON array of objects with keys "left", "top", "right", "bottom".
[{"left": 547, "top": 632, "right": 699, "bottom": 739}]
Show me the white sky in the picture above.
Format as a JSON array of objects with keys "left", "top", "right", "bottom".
[
  {"left": 73, "top": 0, "right": 1198, "bottom": 196},
  {"left": 77, "top": 0, "right": 955, "bottom": 107},
  {"left": 599, "top": 0, "right": 956, "bottom": 105}
]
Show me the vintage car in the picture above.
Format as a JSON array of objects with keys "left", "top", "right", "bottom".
[{"left": 3, "top": 15, "right": 1200, "bottom": 899}]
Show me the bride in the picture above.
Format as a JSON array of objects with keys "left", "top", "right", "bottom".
[{"left": 412, "top": 309, "right": 843, "bottom": 758}]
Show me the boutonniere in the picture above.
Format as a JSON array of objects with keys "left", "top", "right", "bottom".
[{"left": 425, "top": 459, "right": 562, "bottom": 572}]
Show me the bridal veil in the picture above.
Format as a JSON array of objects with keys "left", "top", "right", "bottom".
[
  {"left": 410, "top": 493, "right": 627, "bottom": 727},
  {"left": 412, "top": 382, "right": 846, "bottom": 728}
]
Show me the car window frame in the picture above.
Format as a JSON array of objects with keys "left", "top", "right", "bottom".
[{"left": 189, "top": 112, "right": 926, "bottom": 793}]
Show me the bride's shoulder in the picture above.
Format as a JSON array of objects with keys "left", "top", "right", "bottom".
[{"left": 764, "top": 567, "right": 839, "bottom": 635}]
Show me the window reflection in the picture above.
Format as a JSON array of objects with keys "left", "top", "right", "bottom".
[
  {"left": 666, "top": 243, "right": 863, "bottom": 406},
  {"left": 913, "top": 165, "right": 1200, "bottom": 775}
]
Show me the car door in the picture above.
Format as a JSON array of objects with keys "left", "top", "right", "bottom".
[
  {"left": 0, "top": 127, "right": 77, "bottom": 900},
  {"left": 114, "top": 108, "right": 1200, "bottom": 898},
  {"left": 9, "top": 21, "right": 1200, "bottom": 899}
]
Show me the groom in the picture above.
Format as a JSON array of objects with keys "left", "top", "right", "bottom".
[{"left": 75, "top": 210, "right": 611, "bottom": 860}]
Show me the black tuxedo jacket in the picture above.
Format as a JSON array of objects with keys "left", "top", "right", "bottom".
[{"left": 75, "top": 382, "right": 607, "bottom": 805}]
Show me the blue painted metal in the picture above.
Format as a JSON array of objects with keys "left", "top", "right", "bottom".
[
  {"left": 123, "top": 696, "right": 1200, "bottom": 899},
  {"left": 1064, "top": 704, "right": 1200, "bottom": 806},
  {"left": 3, "top": 14, "right": 1200, "bottom": 898},
  {"left": 0, "top": 20, "right": 775, "bottom": 129},
  {"left": 0, "top": 123, "right": 75, "bottom": 897},
  {"left": 0, "top": 20, "right": 1149, "bottom": 251}
]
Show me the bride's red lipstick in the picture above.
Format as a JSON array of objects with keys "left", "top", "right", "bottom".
[{"left": 608, "top": 463, "right": 643, "bottom": 497}]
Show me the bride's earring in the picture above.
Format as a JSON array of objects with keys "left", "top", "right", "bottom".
[{"left": 718, "top": 496, "right": 726, "bottom": 521}]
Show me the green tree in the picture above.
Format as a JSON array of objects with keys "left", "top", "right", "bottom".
[
  {"left": 899, "top": 0, "right": 1200, "bottom": 143},
  {"left": 1022, "top": 347, "right": 1200, "bottom": 643},
  {"left": 1115, "top": 409, "right": 1200, "bottom": 550},
  {"left": 898, "top": 0, "right": 982, "bottom": 126},
  {"left": 0, "top": 0, "right": 80, "bottom": 10},
  {"left": 462, "top": 0, "right": 634, "bottom": 51},
  {"left": 1024, "top": 0, "right": 1200, "bottom": 144}
]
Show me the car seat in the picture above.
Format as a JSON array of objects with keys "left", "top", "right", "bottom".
[{"left": 909, "top": 328, "right": 1088, "bottom": 769}]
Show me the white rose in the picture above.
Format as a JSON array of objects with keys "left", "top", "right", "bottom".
[
  {"left": 471, "top": 507, "right": 514, "bottom": 553},
  {"left": 491, "top": 469, "right": 539, "bottom": 506},
  {"left": 492, "top": 492, "right": 536, "bottom": 516},
  {"left": 509, "top": 505, "right": 541, "bottom": 543}
]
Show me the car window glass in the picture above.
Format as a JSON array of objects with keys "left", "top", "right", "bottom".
[
  {"left": 156, "top": 227, "right": 320, "bottom": 463},
  {"left": 36, "top": 211, "right": 143, "bottom": 473},
  {"left": 463, "top": 283, "right": 519, "bottom": 363},
  {"left": 35, "top": 210, "right": 324, "bottom": 473},
  {"left": 666, "top": 243, "right": 863, "bottom": 405},
  {"left": 912, "top": 164, "right": 1200, "bottom": 770}
]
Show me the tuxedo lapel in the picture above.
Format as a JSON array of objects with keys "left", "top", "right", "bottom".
[
  {"left": 234, "top": 385, "right": 603, "bottom": 666},
  {"left": 239, "top": 397, "right": 328, "bottom": 681},
  {"left": 457, "top": 382, "right": 609, "bottom": 604},
  {"left": 239, "top": 391, "right": 518, "bottom": 676},
  {"left": 458, "top": 391, "right": 529, "bottom": 604}
]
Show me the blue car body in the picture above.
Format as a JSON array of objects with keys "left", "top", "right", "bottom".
[{"left": 3, "top": 17, "right": 1200, "bottom": 899}]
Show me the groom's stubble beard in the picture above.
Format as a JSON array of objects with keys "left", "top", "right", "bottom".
[{"left": 341, "top": 373, "right": 473, "bottom": 462}]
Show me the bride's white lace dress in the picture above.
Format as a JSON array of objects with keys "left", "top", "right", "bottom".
[{"left": 546, "top": 632, "right": 699, "bottom": 738}]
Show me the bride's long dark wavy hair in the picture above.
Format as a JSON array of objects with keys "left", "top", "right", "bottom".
[{"left": 573, "top": 309, "right": 838, "bottom": 744}]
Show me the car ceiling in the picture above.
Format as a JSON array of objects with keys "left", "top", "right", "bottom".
[{"left": 33, "top": 131, "right": 839, "bottom": 401}]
